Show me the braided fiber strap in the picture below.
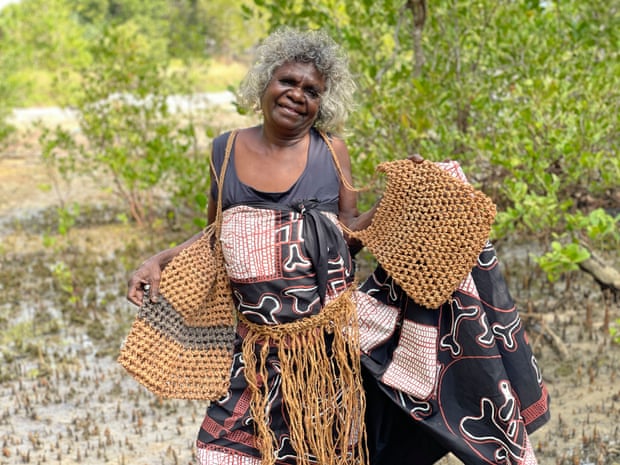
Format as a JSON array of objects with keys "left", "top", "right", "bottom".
[
  {"left": 118, "top": 132, "right": 237, "bottom": 400},
  {"left": 350, "top": 159, "right": 496, "bottom": 309}
]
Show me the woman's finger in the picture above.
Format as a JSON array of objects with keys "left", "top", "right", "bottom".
[{"left": 408, "top": 153, "right": 424, "bottom": 163}]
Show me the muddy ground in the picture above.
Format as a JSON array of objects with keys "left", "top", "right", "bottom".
[{"left": 1, "top": 110, "right": 619, "bottom": 465}]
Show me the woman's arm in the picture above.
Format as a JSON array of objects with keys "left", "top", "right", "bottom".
[
  {"left": 331, "top": 138, "right": 373, "bottom": 254},
  {"left": 332, "top": 137, "right": 423, "bottom": 252}
]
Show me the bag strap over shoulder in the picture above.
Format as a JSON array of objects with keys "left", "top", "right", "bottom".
[
  {"left": 210, "top": 130, "right": 238, "bottom": 234},
  {"left": 318, "top": 130, "right": 358, "bottom": 193}
]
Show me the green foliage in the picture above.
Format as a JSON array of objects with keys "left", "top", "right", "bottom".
[
  {"left": 0, "top": 0, "right": 91, "bottom": 71},
  {"left": 0, "top": 0, "right": 91, "bottom": 106},
  {"left": 536, "top": 240, "right": 591, "bottom": 282},
  {"left": 611, "top": 324, "right": 620, "bottom": 345},
  {"left": 168, "top": 0, "right": 264, "bottom": 59},
  {"left": 247, "top": 0, "right": 620, "bottom": 280},
  {"left": 63, "top": 0, "right": 261, "bottom": 59},
  {"left": 0, "top": 0, "right": 261, "bottom": 108},
  {"left": 50, "top": 261, "right": 79, "bottom": 307},
  {"left": 574, "top": 209, "right": 620, "bottom": 243},
  {"left": 0, "top": 61, "right": 16, "bottom": 143},
  {"left": 39, "top": 23, "right": 210, "bottom": 229}
]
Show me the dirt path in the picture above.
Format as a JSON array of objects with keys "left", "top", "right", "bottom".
[{"left": 1, "top": 113, "right": 620, "bottom": 465}]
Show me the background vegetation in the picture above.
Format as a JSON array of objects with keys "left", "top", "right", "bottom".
[{"left": 1, "top": 0, "right": 618, "bottom": 287}]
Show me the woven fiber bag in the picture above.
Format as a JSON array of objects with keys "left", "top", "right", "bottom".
[
  {"left": 349, "top": 159, "right": 496, "bottom": 309},
  {"left": 118, "top": 132, "right": 237, "bottom": 400}
]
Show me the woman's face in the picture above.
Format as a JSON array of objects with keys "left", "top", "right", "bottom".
[{"left": 261, "top": 61, "right": 326, "bottom": 134}]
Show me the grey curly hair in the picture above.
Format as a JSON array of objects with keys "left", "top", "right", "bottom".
[{"left": 237, "top": 27, "right": 356, "bottom": 134}]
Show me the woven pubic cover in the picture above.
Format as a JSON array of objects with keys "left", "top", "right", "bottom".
[
  {"left": 350, "top": 159, "right": 496, "bottom": 309},
  {"left": 118, "top": 224, "right": 236, "bottom": 400}
]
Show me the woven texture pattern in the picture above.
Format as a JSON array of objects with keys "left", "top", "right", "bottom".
[
  {"left": 118, "top": 225, "right": 236, "bottom": 400},
  {"left": 159, "top": 225, "right": 223, "bottom": 326},
  {"left": 350, "top": 159, "right": 496, "bottom": 309},
  {"left": 118, "top": 130, "right": 237, "bottom": 401}
]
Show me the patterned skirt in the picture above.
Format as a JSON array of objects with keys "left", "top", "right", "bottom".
[{"left": 196, "top": 206, "right": 550, "bottom": 465}]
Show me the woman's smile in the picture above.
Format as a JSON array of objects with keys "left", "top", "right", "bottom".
[{"left": 278, "top": 103, "right": 303, "bottom": 115}]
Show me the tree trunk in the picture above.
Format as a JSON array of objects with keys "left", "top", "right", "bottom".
[{"left": 406, "top": 0, "right": 427, "bottom": 77}]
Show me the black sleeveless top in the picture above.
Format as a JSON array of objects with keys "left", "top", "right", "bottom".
[
  {"left": 209, "top": 127, "right": 340, "bottom": 212},
  {"left": 209, "top": 126, "right": 352, "bottom": 317}
]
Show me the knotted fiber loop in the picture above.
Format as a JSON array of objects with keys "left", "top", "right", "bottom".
[{"left": 159, "top": 224, "right": 218, "bottom": 325}]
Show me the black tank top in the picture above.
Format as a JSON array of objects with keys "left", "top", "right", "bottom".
[{"left": 210, "top": 127, "right": 341, "bottom": 212}]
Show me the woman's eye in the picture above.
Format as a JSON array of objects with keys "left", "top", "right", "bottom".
[{"left": 277, "top": 78, "right": 320, "bottom": 99}]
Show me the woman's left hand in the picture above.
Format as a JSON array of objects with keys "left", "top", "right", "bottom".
[{"left": 408, "top": 153, "right": 424, "bottom": 164}]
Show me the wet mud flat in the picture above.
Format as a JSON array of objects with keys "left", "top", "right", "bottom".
[
  {"left": 1, "top": 350, "right": 203, "bottom": 465},
  {"left": 0, "top": 205, "right": 205, "bottom": 464}
]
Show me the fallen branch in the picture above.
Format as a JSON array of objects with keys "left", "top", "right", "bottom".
[{"left": 578, "top": 246, "right": 620, "bottom": 297}]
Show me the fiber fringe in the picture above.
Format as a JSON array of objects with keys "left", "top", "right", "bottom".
[{"left": 239, "top": 289, "right": 367, "bottom": 465}]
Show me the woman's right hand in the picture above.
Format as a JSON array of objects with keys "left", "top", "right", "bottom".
[
  {"left": 126, "top": 231, "right": 203, "bottom": 306},
  {"left": 126, "top": 256, "right": 163, "bottom": 306}
]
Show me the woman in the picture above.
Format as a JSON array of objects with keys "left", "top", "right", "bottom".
[
  {"left": 126, "top": 27, "right": 549, "bottom": 465},
  {"left": 127, "top": 28, "right": 373, "bottom": 465}
]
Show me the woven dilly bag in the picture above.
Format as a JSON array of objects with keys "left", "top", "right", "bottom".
[
  {"left": 118, "top": 132, "right": 237, "bottom": 400},
  {"left": 349, "top": 159, "right": 496, "bottom": 309}
]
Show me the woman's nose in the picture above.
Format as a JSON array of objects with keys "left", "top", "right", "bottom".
[{"left": 287, "top": 86, "right": 304, "bottom": 102}]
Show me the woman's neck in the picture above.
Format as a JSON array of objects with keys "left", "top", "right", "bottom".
[{"left": 260, "top": 124, "right": 312, "bottom": 149}]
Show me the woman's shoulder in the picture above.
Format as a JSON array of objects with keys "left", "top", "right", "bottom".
[
  {"left": 311, "top": 128, "right": 348, "bottom": 162},
  {"left": 212, "top": 127, "right": 254, "bottom": 160},
  {"left": 212, "top": 129, "right": 235, "bottom": 152},
  {"left": 312, "top": 127, "right": 346, "bottom": 145}
]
